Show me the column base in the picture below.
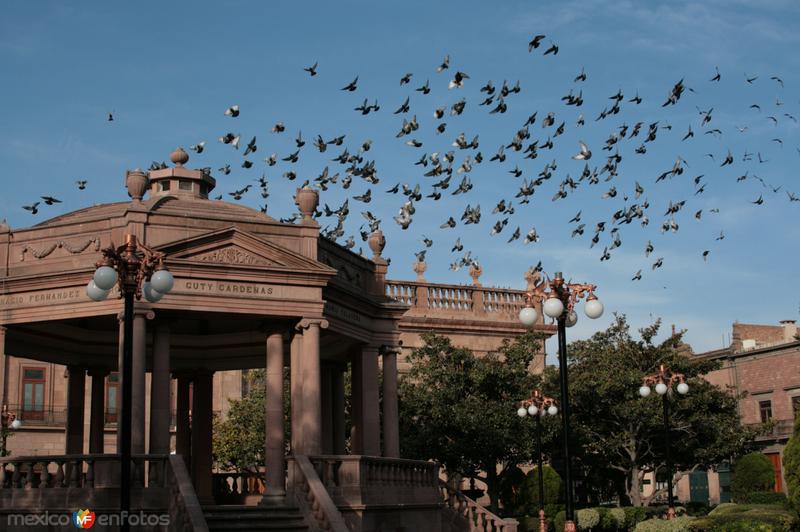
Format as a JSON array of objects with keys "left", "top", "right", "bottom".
[{"left": 259, "top": 490, "right": 288, "bottom": 506}]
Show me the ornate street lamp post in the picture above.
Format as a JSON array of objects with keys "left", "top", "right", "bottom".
[
  {"left": 87, "top": 234, "right": 174, "bottom": 530},
  {"left": 518, "top": 272, "right": 603, "bottom": 532},
  {"left": 0, "top": 405, "right": 22, "bottom": 457},
  {"left": 517, "top": 390, "right": 558, "bottom": 532},
  {"left": 638, "top": 365, "right": 689, "bottom": 520}
]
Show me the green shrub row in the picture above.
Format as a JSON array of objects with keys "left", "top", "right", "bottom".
[{"left": 689, "top": 503, "right": 799, "bottom": 532}]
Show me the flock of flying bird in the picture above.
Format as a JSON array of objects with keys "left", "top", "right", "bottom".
[{"left": 19, "top": 34, "right": 800, "bottom": 282}]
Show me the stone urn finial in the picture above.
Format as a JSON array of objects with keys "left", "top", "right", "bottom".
[
  {"left": 413, "top": 259, "right": 427, "bottom": 281},
  {"left": 524, "top": 267, "right": 542, "bottom": 291},
  {"left": 170, "top": 147, "right": 189, "bottom": 167},
  {"left": 295, "top": 186, "right": 319, "bottom": 224},
  {"left": 125, "top": 168, "right": 149, "bottom": 201},
  {"left": 0, "top": 219, "right": 9, "bottom": 233},
  {"left": 469, "top": 261, "right": 483, "bottom": 286},
  {"left": 368, "top": 229, "right": 386, "bottom": 261}
]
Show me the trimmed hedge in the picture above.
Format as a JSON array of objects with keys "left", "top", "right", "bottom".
[
  {"left": 576, "top": 508, "right": 600, "bottom": 530},
  {"left": 689, "top": 503, "right": 799, "bottom": 532},
  {"left": 731, "top": 453, "right": 775, "bottom": 502},
  {"left": 634, "top": 516, "right": 694, "bottom": 532},
  {"left": 736, "top": 491, "right": 789, "bottom": 506}
]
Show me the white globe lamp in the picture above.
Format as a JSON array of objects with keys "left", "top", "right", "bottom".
[
  {"left": 565, "top": 310, "right": 578, "bottom": 328},
  {"left": 86, "top": 281, "right": 110, "bottom": 302},
  {"left": 93, "top": 265, "right": 118, "bottom": 291},
  {"left": 547, "top": 405, "right": 558, "bottom": 416},
  {"left": 639, "top": 385, "right": 651, "bottom": 398},
  {"left": 655, "top": 382, "right": 668, "bottom": 395},
  {"left": 584, "top": 297, "right": 604, "bottom": 319},
  {"left": 517, "top": 407, "right": 527, "bottom": 418},
  {"left": 677, "top": 382, "right": 689, "bottom": 395},
  {"left": 519, "top": 306, "right": 538, "bottom": 327},
  {"left": 150, "top": 269, "right": 174, "bottom": 294},
  {"left": 142, "top": 281, "right": 163, "bottom": 303},
  {"left": 543, "top": 296, "right": 564, "bottom": 318},
  {"left": 527, "top": 404, "right": 539, "bottom": 416}
]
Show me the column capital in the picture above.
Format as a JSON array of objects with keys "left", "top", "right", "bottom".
[
  {"left": 261, "top": 322, "right": 289, "bottom": 337},
  {"left": 117, "top": 308, "right": 156, "bottom": 321},
  {"left": 88, "top": 368, "right": 111, "bottom": 378},
  {"left": 296, "top": 318, "right": 329, "bottom": 332},
  {"left": 379, "top": 345, "right": 402, "bottom": 357},
  {"left": 0, "top": 325, "right": 6, "bottom": 334}
]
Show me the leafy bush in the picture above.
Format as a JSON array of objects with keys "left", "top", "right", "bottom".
[
  {"left": 576, "top": 508, "right": 600, "bottom": 530},
  {"left": 516, "top": 465, "right": 562, "bottom": 516},
  {"left": 624, "top": 506, "right": 648, "bottom": 528},
  {"left": 644, "top": 506, "right": 687, "bottom": 520},
  {"left": 634, "top": 516, "right": 694, "bottom": 532},
  {"left": 690, "top": 503, "right": 799, "bottom": 532},
  {"left": 607, "top": 508, "right": 626, "bottom": 529},
  {"left": 499, "top": 466, "right": 527, "bottom": 513},
  {"left": 784, "top": 411, "right": 800, "bottom": 513},
  {"left": 731, "top": 453, "right": 775, "bottom": 502},
  {"left": 737, "top": 491, "right": 789, "bottom": 506},
  {"left": 682, "top": 502, "right": 710, "bottom": 516},
  {"left": 554, "top": 510, "right": 566, "bottom": 532}
]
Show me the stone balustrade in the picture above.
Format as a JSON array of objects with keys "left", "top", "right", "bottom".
[
  {"left": 306, "top": 455, "right": 439, "bottom": 507},
  {"left": 211, "top": 471, "right": 264, "bottom": 504},
  {"left": 287, "top": 455, "right": 349, "bottom": 532},
  {"left": 440, "top": 481, "right": 518, "bottom": 532},
  {"left": 385, "top": 280, "right": 531, "bottom": 319}
]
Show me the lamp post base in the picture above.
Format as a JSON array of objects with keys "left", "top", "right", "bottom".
[
  {"left": 564, "top": 519, "right": 577, "bottom": 532},
  {"left": 666, "top": 507, "right": 676, "bottom": 520},
  {"left": 539, "top": 509, "right": 547, "bottom": 532}
]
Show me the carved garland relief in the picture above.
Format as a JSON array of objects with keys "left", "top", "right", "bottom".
[{"left": 20, "top": 237, "right": 101, "bottom": 261}]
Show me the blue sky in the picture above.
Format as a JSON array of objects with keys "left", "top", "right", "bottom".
[{"left": 1, "top": 1, "right": 799, "bottom": 356}]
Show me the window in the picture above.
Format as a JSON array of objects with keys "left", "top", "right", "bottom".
[
  {"left": 792, "top": 396, "right": 800, "bottom": 418},
  {"left": 199, "top": 183, "right": 207, "bottom": 196},
  {"left": 178, "top": 180, "right": 192, "bottom": 191},
  {"left": 21, "top": 367, "right": 45, "bottom": 420},
  {"left": 159, "top": 180, "right": 171, "bottom": 192},
  {"left": 759, "top": 400, "right": 773, "bottom": 423},
  {"left": 106, "top": 372, "right": 119, "bottom": 424}
]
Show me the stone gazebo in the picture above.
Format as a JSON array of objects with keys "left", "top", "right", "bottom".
[{"left": 0, "top": 150, "right": 540, "bottom": 532}]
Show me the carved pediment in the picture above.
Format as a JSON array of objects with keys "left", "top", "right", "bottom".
[
  {"left": 192, "top": 245, "right": 278, "bottom": 266},
  {"left": 156, "top": 227, "right": 336, "bottom": 274}
]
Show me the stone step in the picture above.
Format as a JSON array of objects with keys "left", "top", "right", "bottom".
[{"left": 203, "top": 504, "right": 309, "bottom": 532}]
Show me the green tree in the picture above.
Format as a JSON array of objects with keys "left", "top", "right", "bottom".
[
  {"left": 399, "top": 331, "right": 548, "bottom": 512},
  {"left": 785, "top": 410, "right": 800, "bottom": 512},
  {"left": 731, "top": 452, "right": 775, "bottom": 502},
  {"left": 213, "top": 369, "right": 267, "bottom": 472},
  {"left": 551, "top": 314, "right": 762, "bottom": 506}
]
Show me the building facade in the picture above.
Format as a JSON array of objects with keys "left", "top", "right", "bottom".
[
  {"left": 673, "top": 320, "right": 800, "bottom": 505},
  {"left": 0, "top": 149, "right": 549, "bottom": 531}
]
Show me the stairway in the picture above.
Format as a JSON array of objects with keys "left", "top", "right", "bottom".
[{"left": 203, "top": 504, "right": 310, "bottom": 531}]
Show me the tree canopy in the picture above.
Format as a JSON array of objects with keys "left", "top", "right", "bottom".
[
  {"left": 399, "top": 331, "right": 552, "bottom": 511},
  {"left": 553, "top": 314, "right": 762, "bottom": 506}
]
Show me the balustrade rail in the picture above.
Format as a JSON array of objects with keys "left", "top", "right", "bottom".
[
  {"left": 212, "top": 470, "right": 264, "bottom": 504},
  {"left": 287, "top": 455, "right": 349, "bottom": 532},
  {"left": 0, "top": 453, "right": 166, "bottom": 489},
  {"left": 440, "top": 481, "right": 518, "bottom": 532},
  {"left": 385, "top": 280, "right": 531, "bottom": 319}
]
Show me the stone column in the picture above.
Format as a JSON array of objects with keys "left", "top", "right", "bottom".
[
  {"left": 320, "top": 365, "right": 333, "bottom": 454},
  {"left": 131, "top": 309, "right": 152, "bottom": 455},
  {"left": 175, "top": 373, "right": 192, "bottom": 463},
  {"left": 331, "top": 364, "right": 346, "bottom": 455},
  {"left": 191, "top": 370, "right": 214, "bottom": 504},
  {"left": 289, "top": 331, "right": 302, "bottom": 453},
  {"left": 382, "top": 347, "right": 400, "bottom": 458},
  {"left": 149, "top": 322, "right": 171, "bottom": 455},
  {"left": 65, "top": 366, "right": 86, "bottom": 454},
  {"left": 88, "top": 369, "right": 109, "bottom": 453},
  {"left": 0, "top": 326, "right": 8, "bottom": 407},
  {"left": 353, "top": 346, "right": 381, "bottom": 456},
  {"left": 264, "top": 329, "right": 286, "bottom": 502},
  {"left": 297, "top": 318, "right": 328, "bottom": 455}
]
